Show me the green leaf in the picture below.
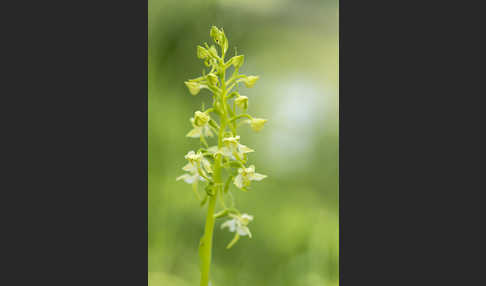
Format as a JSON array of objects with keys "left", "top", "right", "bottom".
[{"left": 229, "top": 55, "right": 244, "bottom": 69}]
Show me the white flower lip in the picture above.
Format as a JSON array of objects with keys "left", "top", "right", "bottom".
[{"left": 221, "top": 213, "right": 254, "bottom": 238}]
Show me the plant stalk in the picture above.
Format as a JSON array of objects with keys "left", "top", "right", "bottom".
[
  {"left": 199, "top": 61, "right": 228, "bottom": 286},
  {"left": 199, "top": 194, "right": 217, "bottom": 286}
]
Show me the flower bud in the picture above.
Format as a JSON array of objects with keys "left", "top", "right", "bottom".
[
  {"left": 184, "top": 81, "right": 201, "bottom": 95},
  {"left": 210, "top": 26, "right": 228, "bottom": 53},
  {"left": 194, "top": 111, "right": 210, "bottom": 127},
  {"left": 235, "top": 95, "right": 248, "bottom": 110},
  {"left": 210, "top": 26, "right": 222, "bottom": 41},
  {"left": 197, "top": 45, "right": 209, "bottom": 59},
  {"left": 242, "top": 75, "right": 259, "bottom": 88},
  {"left": 206, "top": 73, "right": 218, "bottom": 86},
  {"left": 230, "top": 55, "right": 244, "bottom": 69},
  {"left": 249, "top": 118, "right": 267, "bottom": 132}
]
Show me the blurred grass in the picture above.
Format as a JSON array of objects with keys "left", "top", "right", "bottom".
[{"left": 149, "top": 0, "right": 338, "bottom": 285}]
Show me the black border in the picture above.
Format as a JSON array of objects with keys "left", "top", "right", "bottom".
[{"left": 3, "top": 0, "right": 148, "bottom": 284}]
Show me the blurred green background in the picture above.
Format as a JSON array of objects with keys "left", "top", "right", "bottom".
[{"left": 149, "top": 0, "right": 338, "bottom": 285}]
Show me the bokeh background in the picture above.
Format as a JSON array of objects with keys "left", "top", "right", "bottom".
[{"left": 149, "top": 0, "right": 338, "bottom": 285}]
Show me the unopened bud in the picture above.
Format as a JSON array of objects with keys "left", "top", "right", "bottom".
[
  {"left": 249, "top": 118, "right": 267, "bottom": 132},
  {"left": 197, "top": 45, "right": 209, "bottom": 59},
  {"left": 184, "top": 81, "right": 201, "bottom": 95},
  {"left": 210, "top": 26, "right": 228, "bottom": 53},
  {"left": 242, "top": 76, "right": 259, "bottom": 88},
  {"left": 208, "top": 45, "right": 218, "bottom": 58},
  {"left": 206, "top": 73, "right": 219, "bottom": 86},
  {"left": 230, "top": 55, "right": 244, "bottom": 69}
]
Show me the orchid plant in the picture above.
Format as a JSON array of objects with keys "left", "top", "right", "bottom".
[{"left": 176, "top": 26, "right": 268, "bottom": 286}]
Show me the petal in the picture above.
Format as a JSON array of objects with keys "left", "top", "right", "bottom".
[
  {"left": 250, "top": 173, "right": 267, "bottom": 181},
  {"left": 237, "top": 226, "right": 251, "bottom": 237},
  {"left": 203, "top": 126, "right": 214, "bottom": 137},
  {"left": 238, "top": 143, "right": 254, "bottom": 154},
  {"left": 182, "top": 162, "right": 196, "bottom": 172},
  {"left": 185, "top": 150, "right": 196, "bottom": 157},
  {"left": 176, "top": 174, "right": 195, "bottom": 184},
  {"left": 221, "top": 219, "right": 237, "bottom": 232},
  {"left": 221, "top": 147, "right": 233, "bottom": 158},
  {"left": 186, "top": 127, "right": 202, "bottom": 138},
  {"left": 190, "top": 117, "right": 197, "bottom": 128},
  {"left": 241, "top": 214, "right": 254, "bottom": 223},
  {"left": 233, "top": 174, "right": 244, "bottom": 189},
  {"left": 176, "top": 174, "right": 187, "bottom": 181}
]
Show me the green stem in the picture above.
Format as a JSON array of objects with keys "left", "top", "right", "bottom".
[
  {"left": 200, "top": 61, "right": 228, "bottom": 286},
  {"left": 199, "top": 194, "right": 216, "bottom": 286},
  {"left": 229, "top": 113, "right": 252, "bottom": 122}
]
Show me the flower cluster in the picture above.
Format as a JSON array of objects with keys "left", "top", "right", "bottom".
[{"left": 177, "top": 26, "right": 268, "bottom": 251}]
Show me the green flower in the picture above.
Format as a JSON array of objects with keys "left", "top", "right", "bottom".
[
  {"left": 210, "top": 26, "right": 228, "bottom": 53},
  {"left": 206, "top": 136, "right": 253, "bottom": 160},
  {"left": 222, "top": 135, "right": 254, "bottom": 159},
  {"left": 184, "top": 150, "right": 203, "bottom": 164},
  {"left": 242, "top": 76, "right": 259, "bottom": 88},
  {"left": 221, "top": 213, "right": 253, "bottom": 237},
  {"left": 206, "top": 73, "right": 219, "bottom": 87},
  {"left": 208, "top": 45, "right": 218, "bottom": 58},
  {"left": 249, "top": 118, "right": 267, "bottom": 132},
  {"left": 186, "top": 117, "right": 213, "bottom": 138},
  {"left": 229, "top": 55, "right": 244, "bottom": 69},
  {"left": 234, "top": 165, "right": 266, "bottom": 189},
  {"left": 176, "top": 151, "right": 212, "bottom": 184},
  {"left": 221, "top": 213, "right": 254, "bottom": 249},
  {"left": 194, "top": 111, "right": 210, "bottom": 127},
  {"left": 197, "top": 45, "right": 210, "bottom": 59},
  {"left": 184, "top": 81, "right": 203, "bottom": 95}
]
